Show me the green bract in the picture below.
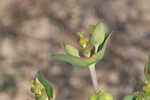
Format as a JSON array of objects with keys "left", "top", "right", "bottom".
[
  {"left": 90, "top": 23, "right": 105, "bottom": 48},
  {"left": 52, "top": 33, "right": 111, "bottom": 67}
]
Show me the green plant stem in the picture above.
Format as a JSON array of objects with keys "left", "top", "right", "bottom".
[{"left": 88, "top": 63, "right": 98, "bottom": 92}]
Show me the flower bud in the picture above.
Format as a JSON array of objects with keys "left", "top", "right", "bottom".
[{"left": 79, "top": 37, "right": 89, "bottom": 48}]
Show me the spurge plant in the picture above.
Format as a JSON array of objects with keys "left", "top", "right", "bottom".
[{"left": 29, "top": 23, "right": 150, "bottom": 100}]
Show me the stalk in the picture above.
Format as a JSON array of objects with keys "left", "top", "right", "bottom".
[
  {"left": 88, "top": 63, "right": 98, "bottom": 92},
  {"left": 88, "top": 43, "right": 99, "bottom": 92}
]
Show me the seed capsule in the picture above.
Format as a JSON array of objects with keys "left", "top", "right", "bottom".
[
  {"left": 63, "top": 44, "right": 80, "bottom": 57},
  {"left": 88, "top": 93, "right": 98, "bottom": 100},
  {"left": 98, "top": 92, "right": 113, "bottom": 100}
]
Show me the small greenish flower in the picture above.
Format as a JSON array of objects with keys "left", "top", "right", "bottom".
[
  {"left": 30, "top": 78, "right": 48, "bottom": 100},
  {"left": 29, "top": 78, "right": 44, "bottom": 95},
  {"left": 30, "top": 72, "right": 56, "bottom": 100},
  {"left": 79, "top": 37, "right": 89, "bottom": 48},
  {"left": 77, "top": 32, "right": 89, "bottom": 49}
]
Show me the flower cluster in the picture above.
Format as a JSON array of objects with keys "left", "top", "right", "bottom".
[{"left": 53, "top": 23, "right": 112, "bottom": 67}]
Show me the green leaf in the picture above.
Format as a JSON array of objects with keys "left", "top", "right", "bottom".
[
  {"left": 52, "top": 33, "right": 112, "bottom": 67},
  {"left": 63, "top": 44, "right": 80, "bottom": 57},
  {"left": 144, "top": 54, "right": 150, "bottom": 82},
  {"left": 90, "top": 23, "right": 105, "bottom": 47},
  {"left": 37, "top": 72, "right": 53, "bottom": 100},
  {"left": 124, "top": 93, "right": 139, "bottom": 100}
]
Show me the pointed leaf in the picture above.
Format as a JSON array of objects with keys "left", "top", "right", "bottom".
[
  {"left": 52, "top": 33, "right": 112, "bottom": 67},
  {"left": 90, "top": 23, "right": 105, "bottom": 47},
  {"left": 37, "top": 72, "right": 53, "bottom": 100}
]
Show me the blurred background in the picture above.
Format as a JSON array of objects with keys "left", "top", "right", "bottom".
[{"left": 0, "top": 0, "right": 150, "bottom": 100}]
